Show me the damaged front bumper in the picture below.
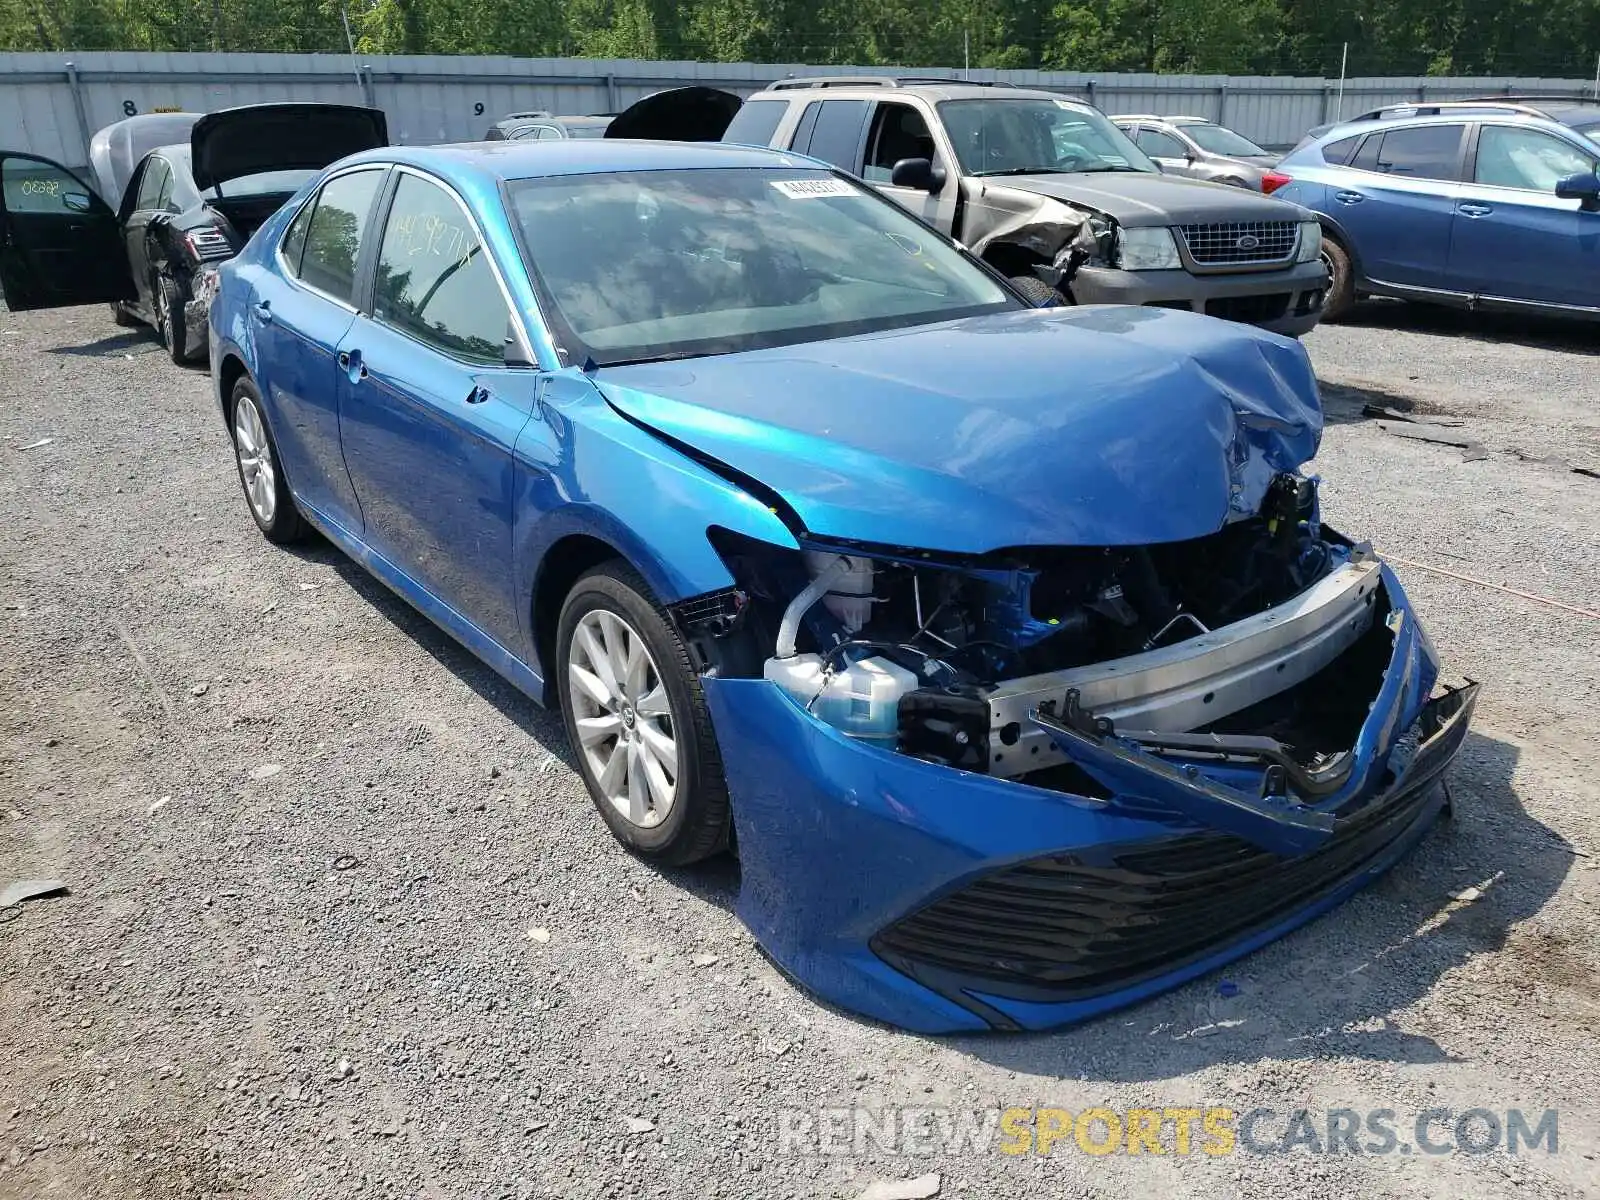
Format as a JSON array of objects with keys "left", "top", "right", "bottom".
[
  {"left": 705, "top": 564, "right": 1475, "bottom": 1033},
  {"left": 1071, "top": 258, "right": 1329, "bottom": 338}
]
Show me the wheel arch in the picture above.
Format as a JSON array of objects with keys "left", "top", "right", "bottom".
[
  {"left": 217, "top": 352, "right": 251, "bottom": 429},
  {"left": 1314, "top": 214, "right": 1364, "bottom": 284},
  {"left": 530, "top": 531, "right": 647, "bottom": 708}
]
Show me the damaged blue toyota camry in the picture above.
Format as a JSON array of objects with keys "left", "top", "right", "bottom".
[{"left": 209, "top": 138, "right": 1477, "bottom": 1034}]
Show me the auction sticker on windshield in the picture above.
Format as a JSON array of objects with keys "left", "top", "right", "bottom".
[{"left": 771, "top": 178, "right": 856, "bottom": 199}]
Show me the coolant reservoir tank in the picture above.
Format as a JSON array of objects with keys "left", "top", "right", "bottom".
[
  {"left": 802, "top": 550, "right": 874, "bottom": 633},
  {"left": 763, "top": 652, "right": 918, "bottom": 749}
]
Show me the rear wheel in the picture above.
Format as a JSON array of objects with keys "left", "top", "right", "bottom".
[
  {"left": 154, "top": 275, "right": 192, "bottom": 364},
  {"left": 230, "top": 377, "right": 308, "bottom": 544},
  {"left": 1320, "top": 237, "right": 1356, "bottom": 321},
  {"left": 557, "top": 562, "right": 730, "bottom": 866}
]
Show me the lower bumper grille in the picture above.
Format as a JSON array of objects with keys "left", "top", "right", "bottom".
[
  {"left": 871, "top": 685, "right": 1475, "bottom": 1017},
  {"left": 1206, "top": 292, "right": 1291, "bottom": 323}
]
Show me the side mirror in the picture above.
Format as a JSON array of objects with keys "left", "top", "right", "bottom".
[
  {"left": 890, "top": 157, "right": 946, "bottom": 194},
  {"left": 1555, "top": 170, "right": 1600, "bottom": 211},
  {"left": 62, "top": 191, "right": 92, "bottom": 214}
]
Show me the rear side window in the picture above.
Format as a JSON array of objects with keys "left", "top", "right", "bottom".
[
  {"left": 135, "top": 158, "right": 170, "bottom": 211},
  {"left": 722, "top": 100, "right": 788, "bottom": 148},
  {"left": 1321, "top": 135, "right": 1360, "bottom": 165},
  {"left": 1367, "top": 124, "right": 1465, "bottom": 180},
  {"left": 296, "top": 169, "right": 385, "bottom": 304},
  {"left": 372, "top": 173, "right": 509, "bottom": 364},
  {"left": 797, "top": 100, "right": 871, "bottom": 171}
]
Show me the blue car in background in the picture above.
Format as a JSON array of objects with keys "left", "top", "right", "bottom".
[
  {"left": 209, "top": 138, "right": 1476, "bottom": 1033},
  {"left": 1274, "top": 100, "right": 1600, "bottom": 321}
]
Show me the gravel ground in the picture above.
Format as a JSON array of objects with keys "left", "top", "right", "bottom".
[{"left": 1, "top": 300, "right": 1597, "bottom": 1200}]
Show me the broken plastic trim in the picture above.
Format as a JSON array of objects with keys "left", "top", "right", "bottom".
[{"left": 1030, "top": 695, "right": 1339, "bottom": 854}]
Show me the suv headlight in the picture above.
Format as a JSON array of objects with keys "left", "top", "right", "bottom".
[
  {"left": 1115, "top": 226, "right": 1182, "bottom": 271},
  {"left": 1296, "top": 219, "right": 1323, "bottom": 264}
]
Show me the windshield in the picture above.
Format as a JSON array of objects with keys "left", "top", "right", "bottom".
[
  {"left": 507, "top": 168, "right": 1016, "bottom": 367},
  {"left": 1182, "top": 123, "right": 1269, "bottom": 157},
  {"left": 938, "top": 99, "right": 1157, "bottom": 176},
  {"left": 563, "top": 124, "right": 610, "bottom": 139}
]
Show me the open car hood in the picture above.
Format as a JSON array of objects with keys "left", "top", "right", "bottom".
[
  {"left": 595, "top": 306, "right": 1322, "bottom": 554},
  {"left": 190, "top": 103, "right": 389, "bottom": 191},
  {"left": 604, "top": 87, "right": 742, "bottom": 142}
]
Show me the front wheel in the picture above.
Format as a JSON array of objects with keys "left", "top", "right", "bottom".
[
  {"left": 557, "top": 562, "right": 730, "bottom": 865},
  {"left": 1008, "top": 273, "right": 1068, "bottom": 307}
]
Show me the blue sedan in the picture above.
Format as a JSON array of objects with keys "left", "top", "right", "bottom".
[{"left": 209, "top": 139, "right": 1476, "bottom": 1034}]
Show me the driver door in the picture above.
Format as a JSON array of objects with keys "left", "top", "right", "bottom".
[
  {"left": 859, "top": 101, "right": 960, "bottom": 235},
  {"left": 0, "top": 152, "right": 135, "bottom": 310}
]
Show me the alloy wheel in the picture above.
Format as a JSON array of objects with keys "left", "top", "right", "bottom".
[
  {"left": 566, "top": 609, "right": 679, "bottom": 829},
  {"left": 233, "top": 396, "right": 277, "bottom": 525}
]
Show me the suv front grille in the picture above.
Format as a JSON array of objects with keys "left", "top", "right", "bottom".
[{"left": 1177, "top": 221, "right": 1297, "bottom": 267}]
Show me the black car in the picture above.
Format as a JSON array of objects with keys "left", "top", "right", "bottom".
[{"left": 0, "top": 103, "right": 388, "bottom": 363}]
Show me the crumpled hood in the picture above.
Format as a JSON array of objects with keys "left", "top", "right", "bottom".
[
  {"left": 595, "top": 306, "right": 1322, "bottom": 554},
  {"left": 990, "top": 171, "right": 1308, "bottom": 226}
]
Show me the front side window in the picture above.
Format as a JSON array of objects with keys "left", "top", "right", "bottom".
[
  {"left": 508, "top": 167, "right": 1016, "bottom": 367},
  {"left": 864, "top": 103, "right": 937, "bottom": 181},
  {"left": 0, "top": 156, "right": 99, "bottom": 215},
  {"left": 372, "top": 173, "right": 510, "bottom": 364},
  {"left": 939, "top": 99, "right": 1156, "bottom": 176},
  {"left": 296, "top": 168, "right": 385, "bottom": 304},
  {"left": 1184, "top": 124, "right": 1268, "bottom": 157},
  {"left": 1475, "top": 126, "right": 1596, "bottom": 192},
  {"left": 1369, "top": 124, "right": 1465, "bottom": 180}
]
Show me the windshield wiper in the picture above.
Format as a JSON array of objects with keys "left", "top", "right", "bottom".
[
  {"left": 1071, "top": 165, "right": 1150, "bottom": 174},
  {"left": 972, "top": 167, "right": 1074, "bottom": 177}
]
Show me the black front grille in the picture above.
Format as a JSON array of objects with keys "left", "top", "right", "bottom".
[
  {"left": 1177, "top": 220, "right": 1297, "bottom": 266},
  {"left": 1206, "top": 292, "right": 1291, "bottom": 324},
  {"left": 871, "top": 760, "right": 1448, "bottom": 1013}
]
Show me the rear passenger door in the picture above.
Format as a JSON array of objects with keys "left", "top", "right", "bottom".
[
  {"left": 1133, "top": 126, "right": 1199, "bottom": 178},
  {"left": 334, "top": 168, "right": 538, "bottom": 652},
  {"left": 1446, "top": 123, "right": 1600, "bottom": 309},
  {"left": 1327, "top": 123, "right": 1465, "bottom": 289},
  {"left": 786, "top": 99, "right": 871, "bottom": 177},
  {"left": 254, "top": 165, "right": 388, "bottom": 536}
]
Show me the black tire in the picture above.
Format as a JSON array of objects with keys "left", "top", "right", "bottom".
[
  {"left": 556, "top": 561, "right": 730, "bottom": 866},
  {"left": 1320, "top": 236, "right": 1356, "bottom": 321},
  {"left": 228, "top": 376, "right": 308, "bottom": 545},
  {"left": 1008, "top": 273, "right": 1067, "bottom": 307},
  {"left": 154, "top": 274, "right": 192, "bottom": 364},
  {"left": 109, "top": 300, "right": 138, "bottom": 328}
]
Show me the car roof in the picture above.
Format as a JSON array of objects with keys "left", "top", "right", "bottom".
[
  {"left": 1312, "top": 109, "right": 1580, "bottom": 143},
  {"left": 339, "top": 138, "right": 810, "bottom": 188},
  {"left": 753, "top": 81, "right": 1096, "bottom": 108}
]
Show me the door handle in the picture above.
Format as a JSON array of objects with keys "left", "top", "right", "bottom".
[
  {"left": 1458, "top": 202, "right": 1493, "bottom": 217},
  {"left": 465, "top": 385, "right": 490, "bottom": 405},
  {"left": 253, "top": 300, "right": 273, "bottom": 324},
  {"left": 1333, "top": 190, "right": 1365, "bottom": 205},
  {"left": 337, "top": 350, "right": 367, "bottom": 381}
]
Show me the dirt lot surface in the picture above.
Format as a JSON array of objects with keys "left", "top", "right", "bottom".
[{"left": 2, "top": 300, "right": 1597, "bottom": 1199}]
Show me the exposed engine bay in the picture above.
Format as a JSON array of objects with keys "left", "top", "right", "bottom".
[{"left": 679, "top": 472, "right": 1395, "bottom": 799}]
